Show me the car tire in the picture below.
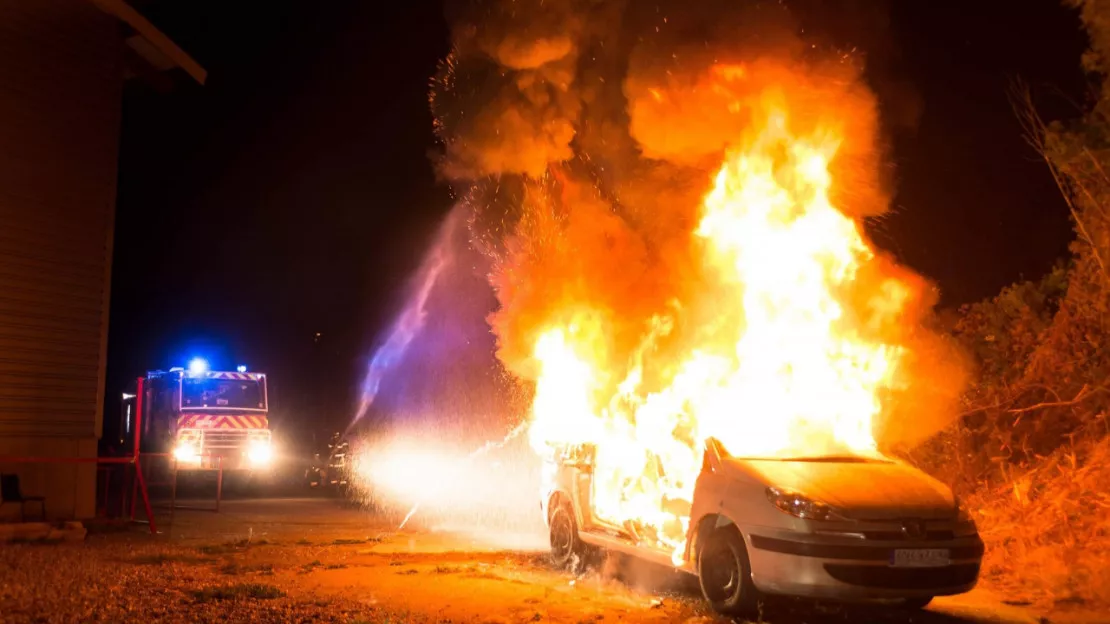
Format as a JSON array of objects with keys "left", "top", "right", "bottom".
[
  {"left": 901, "top": 596, "right": 934, "bottom": 610},
  {"left": 698, "top": 527, "right": 759, "bottom": 616},
  {"left": 548, "top": 502, "right": 587, "bottom": 569}
]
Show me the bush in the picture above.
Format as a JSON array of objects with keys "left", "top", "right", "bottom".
[
  {"left": 911, "top": 3, "right": 1110, "bottom": 611},
  {"left": 964, "top": 434, "right": 1110, "bottom": 608}
]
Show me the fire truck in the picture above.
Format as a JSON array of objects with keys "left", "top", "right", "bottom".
[{"left": 120, "top": 361, "right": 274, "bottom": 476}]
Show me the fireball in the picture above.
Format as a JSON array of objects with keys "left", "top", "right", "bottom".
[{"left": 525, "top": 65, "right": 914, "bottom": 557}]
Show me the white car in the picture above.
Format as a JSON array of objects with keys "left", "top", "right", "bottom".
[{"left": 541, "top": 438, "right": 983, "bottom": 616}]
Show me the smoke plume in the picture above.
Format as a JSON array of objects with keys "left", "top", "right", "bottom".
[{"left": 430, "top": 0, "right": 967, "bottom": 452}]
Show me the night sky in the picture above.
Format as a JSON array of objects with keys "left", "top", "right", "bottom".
[{"left": 105, "top": 0, "right": 1088, "bottom": 446}]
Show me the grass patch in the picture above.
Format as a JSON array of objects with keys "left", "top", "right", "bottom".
[
  {"left": 190, "top": 583, "right": 284, "bottom": 603},
  {"left": 464, "top": 570, "right": 503, "bottom": 581},
  {"left": 198, "top": 543, "right": 245, "bottom": 555},
  {"left": 197, "top": 538, "right": 271, "bottom": 555},
  {"left": 219, "top": 562, "right": 274, "bottom": 575},
  {"left": 331, "top": 537, "right": 378, "bottom": 545},
  {"left": 396, "top": 569, "right": 419, "bottom": 576},
  {"left": 433, "top": 565, "right": 461, "bottom": 574},
  {"left": 132, "top": 553, "right": 209, "bottom": 566},
  {"left": 325, "top": 563, "right": 348, "bottom": 570},
  {"left": 300, "top": 560, "right": 323, "bottom": 573}
]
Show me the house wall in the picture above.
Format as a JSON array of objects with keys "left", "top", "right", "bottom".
[{"left": 0, "top": 0, "right": 122, "bottom": 520}]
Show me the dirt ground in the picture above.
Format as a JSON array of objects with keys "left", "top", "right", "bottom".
[{"left": 0, "top": 496, "right": 1089, "bottom": 624}]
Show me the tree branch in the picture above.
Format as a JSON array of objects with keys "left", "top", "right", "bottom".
[
  {"left": 1010, "top": 80, "right": 1110, "bottom": 285},
  {"left": 1007, "top": 384, "right": 1108, "bottom": 414}
]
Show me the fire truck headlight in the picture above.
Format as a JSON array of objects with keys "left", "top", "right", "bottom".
[
  {"left": 248, "top": 440, "right": 273, "bottom": 466},
  {"left": 173, "top": 443, "right": 200, "bottom": 463}
]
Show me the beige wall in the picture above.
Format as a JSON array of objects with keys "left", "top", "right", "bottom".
[
  {"left": 0, "top": 438, "right": 96, "bottom": 522},
  {"left": 0, "top": 0, "right": 122, "bottom": 519}
]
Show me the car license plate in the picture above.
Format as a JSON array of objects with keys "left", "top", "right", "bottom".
[{"left": 891, "top": 549, "right": 950, "bottom": 568}]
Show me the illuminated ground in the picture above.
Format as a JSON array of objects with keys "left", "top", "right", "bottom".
[{"left": 0, "top": 496, "right": 1070, "bottom": 623}]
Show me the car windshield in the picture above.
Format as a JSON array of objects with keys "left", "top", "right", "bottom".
[{"left": 181, "top": 377, "right": 265, "bottom": 410}]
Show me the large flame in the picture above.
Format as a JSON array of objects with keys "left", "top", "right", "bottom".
[{"left": 526, "top": 68, "right": 915, "bottom": 557}]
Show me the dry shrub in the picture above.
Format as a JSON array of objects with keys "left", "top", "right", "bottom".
[
  {"left": 955, "top": 9, "right": 1110, "bottom": 608},
  {"left": 945, "top": 431, "right": 1110, "bottom": 609}
]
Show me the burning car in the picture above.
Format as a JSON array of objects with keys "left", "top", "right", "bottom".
[
  {"left": 425, "top": 18, "right": 979, "bottom": 615},
  {"left": 541, "top": 439, "right": 982, "bottom": 615}
]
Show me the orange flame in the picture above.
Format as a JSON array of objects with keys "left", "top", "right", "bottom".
[{"left": 526, "top": 69, "right": 917, "bottom": 557}]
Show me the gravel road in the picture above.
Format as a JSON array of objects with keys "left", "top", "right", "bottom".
[{"left": 0, "top": 497, "right": 1068, "bottom": 624}]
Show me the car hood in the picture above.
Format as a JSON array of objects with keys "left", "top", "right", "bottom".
[{"left": 723, "top": 457, "right": 957, "bottom": 520}]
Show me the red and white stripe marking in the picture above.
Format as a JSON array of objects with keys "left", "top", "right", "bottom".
[
  {"left": 178, "top": 414, "right": 269, "bottom": 429},
  {"left": 208, "top": 371, "right": 262, "bottom": 380}
]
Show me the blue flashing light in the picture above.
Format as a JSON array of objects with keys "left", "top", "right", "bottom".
[
  {"left": 237, "top": 365, "right": 248, "bottom": 373},
  {"left": 188, "top": 358, "right": 209, "bottom": 375}
]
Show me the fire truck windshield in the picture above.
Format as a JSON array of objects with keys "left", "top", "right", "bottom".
[{"left": 181, "top": 377, "right": 265, "bottom": 410}]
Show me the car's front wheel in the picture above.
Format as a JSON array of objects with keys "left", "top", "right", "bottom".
[
  {"left": 698, "top": 527, "right": 759, "bottom": 616},
  {"left": 549, "top": 502, "right": 586, "bottom": 569}
]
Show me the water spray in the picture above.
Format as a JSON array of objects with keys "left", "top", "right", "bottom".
[
  {"left": 351, "top": 210, "right": 462, "bottom": 428},
  {"left": 345, "top": 205, "right": 538, "bottom": 535},
  {"left": 397, "top": 420, "right": 530, "bottom": 529}
]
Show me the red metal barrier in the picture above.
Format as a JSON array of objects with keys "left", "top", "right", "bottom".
[
  {"left": 130, "top": 376, "right": 144, "bottom": 522},
  {"left": 0, "top": 377, "right": 157, "bottom": 534},
  {"left": 0, "top": 456, "right": 131, "bottom": 464},
  {"left": 0, "top": 376, "right": 230, "bottom": 533},
  {"left": 216, "top": 456, "right": 223, "bottom": 513},
  {"left": 0, "top": 455, "right": 156, "bottom": 533}
]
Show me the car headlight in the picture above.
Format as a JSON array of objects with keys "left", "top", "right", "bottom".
[{"left": 766, "top": 487, "right": 843, "bottom": 521}]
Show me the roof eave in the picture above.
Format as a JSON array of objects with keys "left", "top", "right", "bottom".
[{"left": 91, "top": 0, "right": 207, "bottom": 85}]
